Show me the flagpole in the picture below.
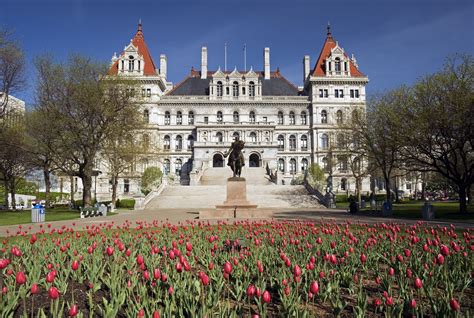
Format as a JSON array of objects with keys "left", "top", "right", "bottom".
[
  {"left": 244, "top": 44, "right": 247, "bottom": 72},
  {"left": 224, "top": 43, "right": 227, "bottom": 72}
]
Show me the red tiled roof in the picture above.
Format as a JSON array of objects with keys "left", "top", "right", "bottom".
[
  {"left": 108, "top": 23, "right": 158, "bottom": 76},
  {"left": 312, "top": 31, "right": 364, "bottom": 77}
]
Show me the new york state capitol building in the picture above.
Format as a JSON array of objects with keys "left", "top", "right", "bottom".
[{"left": 101, "top": 23, "right": 370, "bottom": 198}]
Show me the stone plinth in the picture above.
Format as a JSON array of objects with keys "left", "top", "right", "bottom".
[{"left": 200, "top": 177, "right": 260, "bottom": 219}]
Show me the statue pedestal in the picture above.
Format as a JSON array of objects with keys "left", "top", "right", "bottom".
[{"left": 200, "top": 177, "right": 261, "bottom": 219}]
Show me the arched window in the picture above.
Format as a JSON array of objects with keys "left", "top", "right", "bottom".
[
  {"left": 321, "top": 133, "right": 329, "bottom": 149},
  {"left": 143, "top": 109, "right": 149, "bottom": 123},
  {"left": 217, "top": 111, "right": 223, "bottom": 123},
  {"left": 300, "top": 135, "right": 308, "bottom": 151},
  {"left": 249, "top": 132, "right": 257, "bottom": 143},
  {"left": 188, "top": 111, "right": 194, "bottom": 125},
  {"left": 335, "top": 58, "right": 341, "bottom": 73},
  {"left": 176, "top": 111, "right": 182, "bottom": 125},
  {"left": 277, "top": 135, "right": 285, "bottom": 150},
  {"left": 216, "top": 81, "right": 223, "bottom": 97},
  {"left": 249, "top": 81, "right": 255, "bottom": 97},
  {"left": 336, "top": 110, "right": 343, "bottom": 124},
  {"left": 233, "top": 111, "right": 239, "bottom": 123},
  {"left": 321, "top": 110, "right": 327, "bottom": 124},
  {"left": 175, "top": 159, "right": 182, "bottom": 175},
  {"left": 232, "top": 81, "right": 239, "bottom": 97},
  {"left": 232, "top": 131, "right": 240, "bottom": 140},
  {"left": 341, "top": 178, "right": 347, "bottom": 191},
  {"left": 163, "top": 159, "right": 170, "bottom": 175},
  {"left": 278, "top": 158, "right": 285, "bottom": 172},
  {"left": 289, "top": 135, "right": 296, "bottom": 151},
  {"left": 249, "top": 111, "right": 256, "bottom": 123},
  {"left": 300, "top": 111, "right": 307, "bottom": 125},
  {"left": 175, "top": 135, "right": 183, "bottom": 151},
  {"left": 338, "top": 155, "right": 348, "bottom": 171},
  {"left": 289, "top": 158, "right": 297, "bottom": 174},
  {"left": 128, "top": 55, "right": 134, "bottom": 71},
  {"left": 216, "top": 132, "right": 223, "bottom": 143},
  {"left": 187, "top": 135, "right": 194, "bottom": 150},
  {"left": 164, "top": 135, "right": 170, "bottom": 150},
  {"left": 278, "top": 111, "right": 284, "bottom": 125},
  {"left": 164, "top": 111, "right": 170, "bottom": 125},
  {"left": 142, "top": 134, "right": 150, "bottom": 149},
  {"left": 322, "top": 157, "right": 328, "bottom": 171},
  {"left": 289, "top": 111, "right": 295, "bottom": 125},
  {"left": 301, "top": 158, "right": 308, "bottom": 172}
]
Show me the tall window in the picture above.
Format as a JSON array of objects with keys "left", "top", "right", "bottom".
[
  {"left": 289, "top": 135, "right": 296, "bottom": 151},
  {"left": 341, "top": 178, "right": 347, "bottom": 191},
  {"left": 336, "top": 110, "right": 343, "bottom": 124},
  {"left": 321, "top": 133, "right": 329, "bottom": 149},
  {"left": 338, "top": 156, "right": 348, "bottom": 171},
  {"left": 233, "top": 111, "right": 239, "bottom": 123},
  {"left": 249, "top": 132, "right": 257, "bottom": 143},
  {"left": 128, "top": 56, "right": 134, "bottom": 71},
  {"left": 278, "top": 111, "right": 284, "bottom": 125},
  {"left": 143, "top": 109, "right": 149, "bottom": 123},
  {"left": 175, "top": 135, "right": 183, "bottom": 151},
  {"left": 176, "top": 111, "right": 182, "bottom": 125},
  {"left": 188, "top": 111, "right": 194, "bottom": 125},
  {"left": 277, "top": 135, "right": 285, "bottom": 151},
  {"left": 175, "top": 159, "right": 182, "bottom": 175},
  {"left": 216, "top": 132, "right": 223, "bottom": 143},
  {"left": 164, "top": 111, "right": 170, "bottom": 125},
  {"left": 249, "top": 111, "right": 256, "bottom": 123},
  {"left": 335, "top": 58, "right": 341, "bottom": 73},
  {"left": 301, "top": 135, "right": 308, "bottom": 151},
  {"left": 187, "top": 135, "right": 194, "bottom": 150},
  {"left": 322, "top": 157, "right": 328, "bottom": 171},
  {"left": 124, "top": 179, "right": 130, "bottom": 193},
  {"left": 249, "top": 81, "right": 255, "bottom": 97},
  {"left": 216, "top": 81, "right": 223, "bottom": 97},
  {"left": 232, "top": 131, "right": 240, "bottom": 140},
  {"left": 289, "top": 159, "right": 297, "bottom": 174},
  {"left": 163, "top": 159, "right": 170, "bottom": 175},
  {"left": 164, "top": 135, "right": 170, "bottom": 150},
  {"left": 278, "top": 159, "right": 285, "bottom": 172},
  {"left": 321, "top": 110, "right": 327, "bottom": 124},
  {"left": 301, "top": 158, "right": 308, "bottom": 172},
  {"left": 232, "top": 81, "right": 239, "bottom": 97},
  {"left": 289, "top": 112, "right": 295, "bottom": 125},
  {"left": 217, "top": 111, "right": 223, "bottom": 123},
  {"left": 300, "top": 111, "right": 307, "bottom": 125},
  {"left": 138, "top": 60, "right": 141, "bottom": 71}
]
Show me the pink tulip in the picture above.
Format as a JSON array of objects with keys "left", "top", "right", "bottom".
[{"left": 48, "top": 286, "right": 59, "bottom": 299}]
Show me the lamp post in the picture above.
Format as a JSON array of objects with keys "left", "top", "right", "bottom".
[{"left": 92, "top": 170, "right": 102, "bottom": 203}]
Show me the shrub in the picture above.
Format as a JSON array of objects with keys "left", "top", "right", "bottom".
[
  {"left": 141, "top": 167, "right": 163, "bottom": 195},
  {"left": 116, "top": 199, "right": 135, "bottom": 209}
]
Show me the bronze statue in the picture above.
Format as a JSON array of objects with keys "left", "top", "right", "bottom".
[{"left": 224, "top": 136, "right": 245, "bottom": 178}]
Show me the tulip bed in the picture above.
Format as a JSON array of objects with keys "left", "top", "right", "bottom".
[{"left": 0, "top": 220, "right": 473, "bottom": 317}]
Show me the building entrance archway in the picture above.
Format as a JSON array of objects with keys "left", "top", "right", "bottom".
[
  {"left": 249, "top": 153, "right": 261, "bottom": 167},
  {"left": 213, "top": 153, "right": 224, "bottom": 167}
]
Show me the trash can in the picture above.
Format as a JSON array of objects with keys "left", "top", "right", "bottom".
[
  {"left": 31, "top": 204, "right": 45, "bottom": 223},
  {"left": 422, "top": 202, "right": 435, "bottom": 220},
  {"left": 382, "top": 201, "right": 393, "bottom": 217}
]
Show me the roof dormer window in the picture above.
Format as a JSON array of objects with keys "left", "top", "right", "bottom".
[
  {"left": 217, "top": 81, "right": 223, "bottom": 97},
  {"left": 335, "top": 58, "right": 341, "bottom": 73},
  {"left": 128, "top": 56, "right": 134, "bottom": 71},
  {"left": 249, "top": 81, "right": 255, "bottom": 97}
]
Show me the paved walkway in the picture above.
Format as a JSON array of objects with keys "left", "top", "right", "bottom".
[{"left": 0, "top": 206, "right": 472, "bottom": 237}]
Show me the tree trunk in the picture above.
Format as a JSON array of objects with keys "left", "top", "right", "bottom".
[
  {"left": 111, "top": 175, "right": 119, "bottom": 208},
  {"left": 394, "top": 177, "right": 400, "bottom": 203},
  {"left": 3, "top": 179, "right": 9, "bottom": 209},
  {"left": 59, "top": 177, "right": 63, "bottom": 201},
  {"left": 467, "top": 183, "right": 472, "bottom": 206},
  {"left": 459, "top": 186, "right": 468, "bottom": 214},
  {"left": 43, "top": 168, "right": 51, "bottom": 208},
  {"left": 421, "top": 173, "right": 426, "bottom": 201},
  {"left": 356, "top": 177, "right": 362, "bottom": 207},
  {"left": 81, "top": 173, "right": 93, "bottom": 207},
  {"left": 9, "top": 179, "right": 16, "bottom": 210},
  {"left": 384, "top": 177, "right": 392, "bottom": 202}
]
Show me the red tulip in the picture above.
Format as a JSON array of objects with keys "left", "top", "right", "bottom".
[
  {"left": 48, "top": 286, "right": 59, "bottom": 299},
  {"left": 388, "top": 267, "right": 395, "bottom": 276},
  {"left": 143, "top": 270, "right": 150, "bottom": 280},
  {"left": 404, "top": 249, "right": 411, "bottom": 257},
  {"left": 186, "top": 242, "right": 192, "bottom": 252},
  {"left": 106, "top": 246, "right": 114, "bottom": 256},
  {"left": 293, "top": 265, "right": 302, "bottom": 277},
  {"left": 450, "top": 298, "right": 460, "bottom": 311},
  {"left": 136, "top": 254, "right": 144, "bottom": 266},
  {"left": 247, "top": 284, "right": 256, "bottom": 297},
  {"left": 153, "top": 311, "right": 160, "bottom": 318},
  {"left": 360, "top": 253, "right": 367, "bottom": 264},
  {"left": 436, "top": 254, "right": 445, "bottom": 265},
  {"left": 309, "top": 281, "right": 319, "bottom": 294},
  {"left": 46, "top": 271, "right": 56, "bottom": 283},
  {"left": 373, "top": 298, "right": 382, "bottom": 306},
  {"left": 71, "top": 260, "right": 79, "bottom": 271},
  {"left": 200, "top": 273, "right": 210, "bottom": 286},
  {"left": 414, "top": 277, "right": 423, "bottom": 289},
  {"left": 385, "top": 296, "right": 394, "bottom": 306},
  {"left": 68, "top": 304, "right": 78, "bottom": 317},
  {"left": 223, "top": 261, "right": 232, "bottom": 274},
  {"left": 153, "top": 268, "right": 161, "bottom": 280},
  {"left": 0, "top": 259, "right": 10, "bottom": 269},
  {"left": 16, "top": 271, "right": 26, "bottom": 285},
  {"left": 175, "top": 262, "right": 183, "bottom": 273},
  {"left": 262, "top": 290, "right": 271, "bottom": 303},
  {"left": 410, "top": 299, "right": 417, "bottom": 308},
  {"left": 168, "top": 286, "right": 174, "bottom": 295},
  {"left": 31, "top": 283, "right": 39, "bottom": 294},
  {"left": 440, "top": 245, "right": 450, "bottom": 256}
]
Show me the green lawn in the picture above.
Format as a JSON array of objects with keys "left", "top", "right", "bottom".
[
  {"left": 336, "top": 201, "right": 474, "bottom": 221},
  {"left": 0, "top": 208, "right": 117, "bottom": 226}
]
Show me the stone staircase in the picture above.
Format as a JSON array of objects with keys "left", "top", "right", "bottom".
[{"left": 146, "top": 167, "right": 325, "bottom": 210}]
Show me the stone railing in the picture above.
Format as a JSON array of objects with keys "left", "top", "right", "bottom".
[
  {"left": 303, "top": 179, "right": 331, "bottom": 208},
  {"left": 189, "top": 166, "right": 207, "bottom": 185},
  {"left": 134, "top": 179, "right": 168, "bottom": 210}
]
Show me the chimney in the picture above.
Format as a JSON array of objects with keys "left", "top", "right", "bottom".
[
  {"left": 160, "top": 54, "right": 167, "bottom": 79},
  {"left": 201, "top": 46, "right": 208, "bottom": 79},
  {"left": 264, "top": 47, "right": 270, "bottom": 80},
  {"left": 303, "top": 55, "right": 310, "bottom": 82}
]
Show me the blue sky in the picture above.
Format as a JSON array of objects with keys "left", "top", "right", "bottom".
[{"left": 1, "top": 0, "right": 473, "bottom": 105}]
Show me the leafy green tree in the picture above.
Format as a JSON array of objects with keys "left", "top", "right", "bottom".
[{"left": 141, "top": 167, "right": 163, "bottom": 195}]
